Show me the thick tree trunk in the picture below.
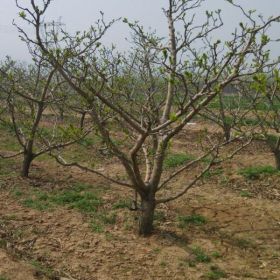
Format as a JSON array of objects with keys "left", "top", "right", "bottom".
[
  {"left": 273, "top": 149, "right": 280, "bottom": 170},
  {"left": 138, "top": 196, "right": 156, "bottom": 236},
  {"left": 21, "top": 152, "right": 34, "bottom": 177}
]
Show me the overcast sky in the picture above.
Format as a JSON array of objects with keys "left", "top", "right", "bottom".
[{"left": 0, "top": 0, "right": 279, "bottom": 62}]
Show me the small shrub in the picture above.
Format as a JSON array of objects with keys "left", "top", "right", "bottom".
[
  {"left": 178, "top": 214, "right": 207, "bottom": 228},
  {"left": 238, "top": 165, "right": 279, "bottom": 180}
]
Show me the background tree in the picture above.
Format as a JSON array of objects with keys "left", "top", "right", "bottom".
[
  {"left": 15, "top": 0, "right": 280, "bottom": 235},
  {"left": 0, "top": 57, "right": 90, "bottom": 177},
  {"left": 237, "top": 66, "right": 280, "bottom": 169},
  {"left": 199, "top": 86, "right": 256, "bottom": 141}
]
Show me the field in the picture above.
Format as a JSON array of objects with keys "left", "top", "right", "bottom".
[{"left": 0, "top": 120, "right": 280, "bottom": 280}]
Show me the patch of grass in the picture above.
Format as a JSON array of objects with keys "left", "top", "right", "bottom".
[
  {"left": 232, "top": 237, "right": 255, "bottom": 249},
  {"left": 98, "top": 213, "right": 117, "bottom": 225},
  {"left": 71, "top": 182, "right": 94, "bottom": 192},
  {"left": 51, "top": 190, "right": 102, "bottom": 213},
  {"left": 0, "top": 239, "right": 7, "bottom": 249},
  {"left": 203, "top": 168, "right": 223, "bottom": 179},
  {"left": 90, "top": 212, "right": 117, "bottom": 233},
  {"left": 22, "top": 198, "right": 51, "bottom": 211},
  {"left": 11, "top": 189, "right": 24, "bottom": 198},
  {"left": 2, "top": 214, "right": 17, "bottom": 221},
  {"left": 20, "top": 184, "right": 103, "bottom": 214},
  {"left": 211, "top": 251, "right": 222, "bottom": 259},
  {"left": 178, "top": 214, "right": 207, "bottom": 228},
  {"left": 154, "top": 211, "right": 166, "bottom": 223},
  {"left": 206, "top": 265, "right": 227, "bottom": 279},
  {"left": 90, "top": 220, "right": 104, "bottom": 233},
  {"left": 0, "top": 275, "right": 10, "bottom": 280},
  {"left": 239, "top": 190, "right": 253, "bottom": 198},
  {"left": 238, "top": 165, "right": 279, "bottom": 180},
  {"left": 191, "top": 246, "right": 211, "bottom": 263},
  {"left": 0, "top": 158, "right": 16, "bottom": 177},
  {"left": 30, "top": 260, "right": 56, "bottom": 279},
  {"left": 153, "top": 247, "right": 161, "bottom": 254},
  {"left": 164, "top": 153, "right": 194, "bottom": 168},
  {"left": 78, "top": 136, "right": 99, "bottom": 147},
  {"left": 112, "top": 199, "right": 131, "bottom": 209}
]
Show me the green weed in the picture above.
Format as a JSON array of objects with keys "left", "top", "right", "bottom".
[
  {"left": 191, "top": 246, "right": 211, "bottom": 263},
  {"left": 112, "top": 199, "right": 131, "bottom": 209},
  {"left": 154, "top": 211, "right": 166, "bottom": 223},
  {"left": 164, "top": 153, "right": 194, "bottom": 168},
  {"left": 206, "top": 265, "right": 227, "bottom": 279},
  {"left": 211, "top": 251, "right": 222, "bottom": 258},
  {"left": 22, "top": 198, "right": 51, "bottom": 211},
  {"left": 232, "top": 237, "right": 255, "bottom": 249},
  {"left": 178, "top": 214, "right": 207, "bottom": 228},
  {"left": 238, "top": 165, "right": 279, "bottom": 180},
  {"left": 239, "top": 190, "right": 253, "bottom": 198},
  {"left": 90, "top": 220, "right": 104, "bottom": 233},
  {"left": 98, "top": 213, "right": 117, "bottom": 225},
  {"left": 30, "top": 260, "right": 56, "bottom": 278},
  {"left": 51, "top": 190, "right": 102, "bottom": 213}
]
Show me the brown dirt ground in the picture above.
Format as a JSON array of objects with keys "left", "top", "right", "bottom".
[{"left": 0, "top": 125, "right": 280, "bottom": 280}]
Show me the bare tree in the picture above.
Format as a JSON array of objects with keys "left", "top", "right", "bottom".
[
  {"left": 199, "top": 85, "right": 257, "bottom": 141},
  {"left": 237, "top": 66, "right": 280, "bottom": 169},
  {"left": 0, "top": 57, "right": 90, "bottom": 177},
  {"left": 15, "top": 0, "right": 280, "bottom": 235}
]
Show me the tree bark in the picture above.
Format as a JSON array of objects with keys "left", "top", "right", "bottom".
[
  {"left": 21, "top": 152, "right": 34, "bottom": 177},
  {"left": 138, "top": 195, "right": 156, "bottom": 236},
  {"left": 80, "top": 112, "right": 86, "bottom": 129},
  {"left": 223, "top": 124, "right": 231, "bottom": 141}
]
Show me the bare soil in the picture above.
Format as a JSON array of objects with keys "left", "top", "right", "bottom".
[{"left": 0, "top": 124, "right": 280, "bottom": 280}]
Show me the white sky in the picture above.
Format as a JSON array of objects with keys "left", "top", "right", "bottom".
[{"left": 0, "top": 0, "right": 280, "bottom": 62}]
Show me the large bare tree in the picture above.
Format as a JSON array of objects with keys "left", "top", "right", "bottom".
[{"left": 15, "top": 0, "right": 280, "bottom": 235}]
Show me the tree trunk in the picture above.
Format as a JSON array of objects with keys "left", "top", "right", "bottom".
[
  {"left": 21, "top": 152, "right": 33, "bottom": 177},
  {"left": 273, "top": 149, "right": 280, "bottom": 170},
  {"left": 138, "top": 196, "right": 156, "bottom": 236},
  {"left": 223, "top": 124, "right": 231, "bottom": 141}
]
